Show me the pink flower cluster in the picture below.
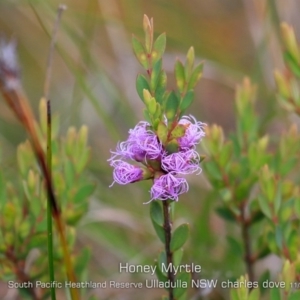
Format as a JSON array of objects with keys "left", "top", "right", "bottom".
[{"left": 108, "top": 116, "right": 205, "bottom": 202}]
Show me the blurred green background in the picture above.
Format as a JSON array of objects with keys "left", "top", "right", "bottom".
[{"left": 0, "top": 0, "right": 297, "bottom": 299}]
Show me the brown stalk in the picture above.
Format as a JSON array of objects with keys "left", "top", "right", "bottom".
[{"left": 0, "top": 40, "right": 79, "bottom": 300}]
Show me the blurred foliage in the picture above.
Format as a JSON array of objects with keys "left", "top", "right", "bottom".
[{"left": 0, "top": 99, "right": 93, "bottom": 299}]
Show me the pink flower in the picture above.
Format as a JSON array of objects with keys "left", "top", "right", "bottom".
[
  {"left": 150, "top": 173, "right": 189, "bottom": 202},
  {"left": 178, "top": 115, "right": 205, "bottom": 149},
  {"left": 161, "top": 149, "right": 201, "bottom": 174},
  {"left": 110, "top": 160, "right": 145, "bottom": 186}
]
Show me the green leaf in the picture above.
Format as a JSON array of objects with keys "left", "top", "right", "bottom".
[
  {"left": 152, "top": 33, "right": 166, "bottom": 65},
  {"left": 150, "top": 201, "right": 163, "bottom": 226},
  {"left": 143, "top": 108, "right": 151, "bottom": 123},
  {"left": 258, "top": 270, "right": 270, "bottom": 291},
  {"left": 74, "top": 184, "right": 95, "bottom": 204},
  {"left": 284, "top": 51, "right": 300, "bottom": 78},
  {"left": 157, "top": 250, "right": 167, "bottom": 275},
  {"left": 28, "top": 233, "right": 48, "bottom": 249},
  {"left": 165, "top": 91, "right": 179, "bottom": 122},
  {"left": 144, "top": 18, "right": 152, "bottom": 54},
  {"left": 218, "top": 188, "right": 232, "bottom": 202},
  {"left": 173, "top": 272, "right": 190, "bottom": 299},
  {"left": 227, "top": 236, "right": 243, "bottom": 257},
  {"left": 177, "top": 294, "right": 187, "bottom": 300},
  {"left": 64, "top": 160, "right": 75, "bottom": 188},
  {"left": 185, "top": 47, "right": 195, "bottom": 78},
  {"left": 3, "top": 202, "right": 17, "bottom": 229},
  {"left": 173, "top": 249, "right": 184, "bottom": 266},
  {"left": 75, "top": 247, "right": 91, "bottom": 276},
  {"left": 155, "top": 262, "right": 168, "bottom": 283},
  {"left": 132, "top": 35, "right": 148, "bottom": 68},
  {"left": 215, "top": 206, "right": 236, "bottom": 223},
  {"left": 66, "top": 206, "right": 87, "bottom": 226},
  {"left": 288, "top": 291, "right": 300, "bottom": 300},
  {"left": 170, "top": 124, "right": 186, "bottom": 139},
  {"left": 143, "top": 90, "right": 157, "bottom": 115},
  {"left": 230, "top": 289, "right": 239, "bottom": 300},
  {"left": 187, "top": 63, "right": 203, "bottom": 90},
  {"left": 249, "top": 288, "right": 260, "bottom": 300},
  {"left": 156, "top": 121, "right": 168, "bottom": 144},
  {"left": 19, "top": 220, "right": 31, "bottom": 240},
  {"left": 150, "top": 59, "right": 162, "bottom": 92},
  {"left": 200, "top": 155, "right": 205, "bottom": 163},
  {"left": 179, "top": 90, "right": 194, "bottom": 113},
  {"left": 170, "top": 223, "right": 189, "bottom": 252},
  {"left": 165, "top": 139, "right": 179, "bottom": 154},
  {"left": 175, "top": 60, "right": 185, "bottom": 92},
  {"left": 155, "top": 70, "right": 167, "bottom": 104},
  {"left": 257, "top": 246, "right": 270, "bottom": 259},
  {"left": 136, "top": 75, "right": 150, "bottom": 102},
  {"left": 269, "top": 287, "right": 281, "bottom": 300},
  {"left": 204, "top": 161, "right": 222, "bottom": 180},
  {"left": 153, "top": 103, "right": 162, "bottom": 121},
  {"left": 152, "top": 221, "right": 165, "bottom": 243},
  {"left": 258, "top": 195, "right": 272, "bottom": 219}
]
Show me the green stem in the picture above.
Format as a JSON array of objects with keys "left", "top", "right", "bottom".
[
  {"left": 163, "top": 200, "right": 175, "bottom": 300},
  {"left": 47, "top": 100, "right": 56, "bottom": 300}
]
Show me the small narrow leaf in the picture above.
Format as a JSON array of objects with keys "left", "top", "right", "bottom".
[
  {"left": 204, "top": 161, "right": 222, "bottom": 180},
  {"left": 200, "top": 155, "right": 205, "bottom": 163},
  {"left": 150, "top": 201, "right": 163, "bottom": 226},
  {"left": 215, "top": 206, "right": 236, "bottom": 223},
  {"left": 179, "top": 90, "right": 194, "bottom": 113},
  {"left": 173, "top": 272, "right": 190, "bottom": 299},
  {"left": 173, "top": 249, "right": 184, "bottom": 266},
  {"left": 170, "top": 124, "right": 186, "bottom": 139},
  {"left": 155, "top": 262, "right": 168, "bottom": 283},
  {"left": 170, "top": 223, "right": 189, "bottom": 252},
  {"left": 147, "top": 97, "right": 157, "bottom": 115},
  {"left": 136, "top": 75, "right": 150, "bottom": 102},
  {"left": 157, "top": 121, "right": 168, "bottom": 144},
  {"left": 284, "top": 51, "right": 300, "bottom": 78},
  {"left": 175, "top": 60, "right": 185, "bottom": 92},
  {"left": 74, "top": 247, "right": 91, "bottom": 275},
  {"left": 187, "top": 63, "right": 203, "bottom": 90},
  {"left": 150, "top": 59, "right": 162, "bottom": 92},
  {"left": 143, "top": 109, "right": 151, "bottom": 123},
  {"left": 143, "top": 15, "right": 153, "bottom": 53},
  {"left": 152, "top": 221, "right": 165, "bottom": 243},
  {"left": 153, "top": 103, "right": 162, "bottom": 119},
  {"left": 165, "top": 91, "right": 179, "bottom": 122},
  {"left": 74, "top": 184, "right": 95, "bottom": 204},
  {"left": 269, "top": 288, "right": 280, "bottom": 300},
  {"left": 157, "top": 250, "right": 167, "bottom": 275},
  {"left": 230, "top": 289, "right": 239, "bottom": 300},
  {"left": 132, "top": 35, "right": 148, "bottom": 68},
  {"left": 185, "top": 47, "right": 195, "bottom": 78},
  {"left": 258, "top": 195, "right": 272, "bottom": 219},
  {"left": 165, "top": 139, "right": 179, "bottom": 154},
  {"left": 227, "top": 236, "right": 243, "bottom": 257},
  {"left": 155, "top": 70, "right": 167, "bottom": 104},
  {"left": 152, "top": 33, "right": 166, "bottom": 65}
]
